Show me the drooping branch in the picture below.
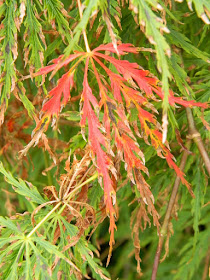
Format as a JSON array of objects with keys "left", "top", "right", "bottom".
[
  {"left": 186, "top": 107, "right": 210, "bottom": 176},
  {"left": 151, "top": 139, "right": 192, "bottom": 280},
  {"left": 151, "top": 106, "right": 210, "bottom": 279}
]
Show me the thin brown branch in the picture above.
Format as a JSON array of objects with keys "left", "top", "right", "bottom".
[
  {"left": 202, "top": 246, "right": 210, "bottom": 280},
  {"left": 151, "top": 107, "right": 210, "bottom": 279},
  {"left": 151, "top": 140, "right": 192, "bottom": 280},
  {"left": 186, "top": 107, "right": 210, "bottom": 176}
]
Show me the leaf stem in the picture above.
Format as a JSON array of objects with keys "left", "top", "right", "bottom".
[
  {"left": 27, "top": 202, "right": 61, "bottom": 238},
  {"left": 77, "top": 0, "right": 91, "bottom": 53}
]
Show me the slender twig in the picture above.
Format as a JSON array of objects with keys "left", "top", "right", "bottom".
[
  {"left": 77, "top": 0, "right": 91, "bottom": 53},
  {"left": 27, "top": 202, "right": 62, "bottom": 238},
  {"left": 202, "top": 246, "right": 210, "bottom": 280},
  {"left": 151, "top": 140, "right": 192, "bottom": 280},
  {"left": 186, "top": 107, "right": 210, "bottom": 176},
  {"left": 151, "top": 107, "right": 210, "bottom": 279}
]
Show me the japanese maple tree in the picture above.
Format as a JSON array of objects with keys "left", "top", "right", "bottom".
[{"left": 0, "top": 1, "right": 209, "bottom": 280}]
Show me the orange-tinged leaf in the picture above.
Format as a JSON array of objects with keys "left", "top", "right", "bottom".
[
  {"left": 153, "top": 87, "right": 208, "bottom": 108},
  {"left": 165, "top": 153, "right": 194, "bottom": 197},
  {"left": 34, "top": 53, "right": 84, "bottom": 77},
  {"left": 93, "top": 42, "right": 138, "bottom": 54},
  {"left": 80, "top": 59, "right": 117, "bottom": 263},
  {"left": 42, "top": 71, "right": 74, "bottom": 118}
]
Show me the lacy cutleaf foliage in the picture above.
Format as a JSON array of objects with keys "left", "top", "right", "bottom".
[
  {"left": 0, "top": 159, "right": 110, "bottom": 280},
  {"left": 130, "top": 0, "right": 172, "bottom": 108},
  {"left": 0, "top": 1, "right": 17, "bottom": 124},
  {"left": 0, "top": 0, "right": 209, "bottom": 279},
  {"left": 20, "top": 42, "right": 207, "bottom": 264}
]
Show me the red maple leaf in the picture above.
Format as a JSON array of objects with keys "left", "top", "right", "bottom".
[{"left": 23, "top": 42, "right": 208, "bottom": 262}]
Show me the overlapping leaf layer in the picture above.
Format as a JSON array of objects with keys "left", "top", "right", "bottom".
[{"left": 25, "top": 43, "right": 207, "bottom": 260}]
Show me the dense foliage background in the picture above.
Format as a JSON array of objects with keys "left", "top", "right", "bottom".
[{"left": 0, "top": 0, "right": 209, "bottom": 279}]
